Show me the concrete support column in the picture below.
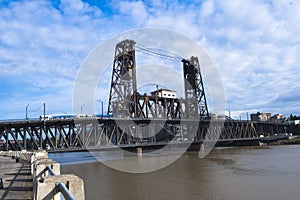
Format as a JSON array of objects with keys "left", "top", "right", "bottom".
[
  {"left": 199, "top": 144, "right": 205, "bottom": 158},
  {"left": 137, "top": 147, "right": 143, "bottom": 157}
]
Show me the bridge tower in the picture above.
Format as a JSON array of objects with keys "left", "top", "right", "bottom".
[
  {"left": 182, "top": 56, "right": 209, "bottom": 118},
  {"left": 108, "top": 39, "right": 137, "bottom": 118}
]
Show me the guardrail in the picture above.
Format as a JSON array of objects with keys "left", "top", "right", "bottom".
[
  {"left": 44, "top": 166, "right": 76, "bottom": 200},
  {"left": 46, "top": 166, "right": 56, "bottom": 176},
  {"left": 0, "top": 150, "right": 85, "bottom": 200},
  {"left": 57, "top": 182, "right": 76, "bottom": 200}
]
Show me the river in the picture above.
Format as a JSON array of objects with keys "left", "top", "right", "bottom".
[{"left": 49, "top": 145, "right": 300, "bottom": 200}]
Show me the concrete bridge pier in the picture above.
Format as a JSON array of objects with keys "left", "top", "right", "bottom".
[
  {"left": 137, "top": 147, "right": 143, "bottom": 157},
  {"left": 198, "top": 144, "right": 205, "bottom": 158},
  {"left": 122, "top": 147, "right": 143, "bottom": 157}
]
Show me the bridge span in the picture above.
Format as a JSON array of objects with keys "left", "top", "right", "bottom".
[{"left": 0, "top": 117, "right": 287, "bottom": 151}]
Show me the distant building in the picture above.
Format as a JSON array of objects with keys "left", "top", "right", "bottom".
[
  {"left": 151, "top": 89, "right": 177, "bottom": 99},
  {"left": 250, "top": 112, "right": 271, "bottom": 122},
  {"left": 209, "top": 113, "right": 226, "bottom": 120},
  {"left": 284, "top": 120, "right": 300, "bottom": 125},
  {"left": 270, "top": 114, "right": 285, "bottom": 123}
]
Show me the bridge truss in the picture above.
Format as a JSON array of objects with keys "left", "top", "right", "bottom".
[{"left": 0, "top": 119, "right": 287, "bottom": 151}]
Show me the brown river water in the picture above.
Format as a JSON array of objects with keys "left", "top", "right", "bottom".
[{"left": 50, "top": 145, "right": 300, "bottom": 200}]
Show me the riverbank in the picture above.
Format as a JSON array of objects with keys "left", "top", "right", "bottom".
[{"left": 269, "top": 137, "right": 300, "bottom": 145}]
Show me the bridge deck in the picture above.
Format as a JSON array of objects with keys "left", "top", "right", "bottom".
[{"left": 0, "top": 156, "right": 33, "bottom": 199}]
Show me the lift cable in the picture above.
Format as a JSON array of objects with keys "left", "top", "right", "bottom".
[{"left": 135, "top": 44, "right": 184, "bottom": 61}]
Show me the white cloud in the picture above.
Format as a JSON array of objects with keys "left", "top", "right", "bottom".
[
  {"left": 118, "top": 1, "right": 148, "bottom": 25},
  {"left": 195, "top": 0, "right": 300, "bottom": 116},
  {"left": 0, "top": 0, "right": 106, "bottom": 119},
  {"left": 200, "top": 0, "right": 215, "bottom": 17},
  {"left": 0, "top": 0, "right": 299, "bottom": 119}
]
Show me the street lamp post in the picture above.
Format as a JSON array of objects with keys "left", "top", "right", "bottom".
[
  {"left": 43, "top": 102, "right": 46, "bottom": 121},
  {"left": 25, "top": 103, "right": 30, "bottom": 120},
  {"left": 239, "top": 112, "right": 245, "bottom": 121},
  {"left": 97, "top": 99, "right": 104, "bottom": 117},
  {"left": 239, "top": 112, "right": 249, "bottom": 122},
  {"left": 225, "top": 109, "right": 231, "bottom": 119},
  {"left": 80, "top": 104, "right": 85, "bottom": 114}
]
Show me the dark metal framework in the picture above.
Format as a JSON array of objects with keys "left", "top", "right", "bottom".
[
  {"left": 0, "top": 119, "right": 287, "bottom": 151},
  {"left": 182, "top": 56, "right": 209, "bottom": 117},
  {"left": 107, "top": 39, "right": 137, "bottom": 118},
  {"left": 0, "top": 120, "right": 82, "bottom": 151},
  {"left": 134, "top": 94, "right": 206, "bottom": 119},
  {"left": 107, "top": 40, "right": 209, "bottom": 121},
  {"left": 134, "top": 94, "right": 181, "bottom": 119}
]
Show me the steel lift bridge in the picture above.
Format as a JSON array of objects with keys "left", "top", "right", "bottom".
[
  {"left": 105, "top": 39, "right": 210, "bottom": 145},
  {"left": 0, "top": 40, "right": 287, "bottom": 151}
]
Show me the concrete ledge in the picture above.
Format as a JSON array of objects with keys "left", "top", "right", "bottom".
[
  {"left": 36, "top": 174, "right": 85, "bottom": 200},
  {"left": 1, "top": 150, "right": 85, "bottom": 200},
  {"left": 34, "top": 159, "right": 60, "bottom": 178}
]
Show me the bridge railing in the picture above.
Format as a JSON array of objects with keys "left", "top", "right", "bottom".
[
  {"left": 57, "top": 182, "right": 76, "bottom": 200},
  {"left": 43, "top": 166, "right": 76, "bottom": 200}
]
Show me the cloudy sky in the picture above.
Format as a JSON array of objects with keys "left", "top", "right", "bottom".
[{"left": 0, "top": 0, "right": 299, "bottom": 120}]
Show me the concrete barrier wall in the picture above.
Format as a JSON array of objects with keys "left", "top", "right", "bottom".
[
  {"left": 36, "top": 174, "right": 85, "bottom": 200},
  {"left": 0, "top": 150, "right": 85, "bottom": 200},
  {"left": 0, "top": 150, "right": 33, "bottom": 162}
]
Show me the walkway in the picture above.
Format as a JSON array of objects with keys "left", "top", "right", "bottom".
[{"left": 0, "top": 156, "right": 33, "bottom": 199}]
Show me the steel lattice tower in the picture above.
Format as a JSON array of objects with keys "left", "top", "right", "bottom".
[
  {"left": 108, "top": 39, "right": 137, "bottom": 117},
  {"left": 182, "top": 56, "right": 209, "bottom": 117}
]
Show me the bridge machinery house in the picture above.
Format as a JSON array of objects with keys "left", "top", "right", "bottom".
[
  {"left": 250, "top": 112, "right": 271, "bottom": 122},
  {"left": 151, "top": 89, "right": 177, "bottom": 99}
]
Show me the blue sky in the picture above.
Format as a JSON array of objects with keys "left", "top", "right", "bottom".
[{"left": 0, "top": 0, "right": 299, "bottom": 120}]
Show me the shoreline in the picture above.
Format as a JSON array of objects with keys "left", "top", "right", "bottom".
[{"left": 267, "top": 137, "right": 300, "bottom": 145}]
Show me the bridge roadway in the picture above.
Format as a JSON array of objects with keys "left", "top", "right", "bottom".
[{"left": 0, "top": 117, "right": 288, "bottom": 151}]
